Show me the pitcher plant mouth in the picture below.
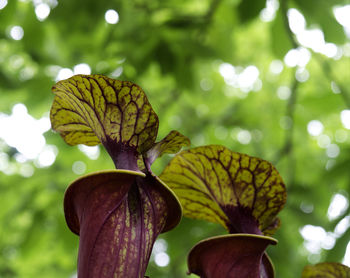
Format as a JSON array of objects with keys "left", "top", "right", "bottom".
[
  {"left": 63, "top": 170, "right": 182, "bottom": 278},
  {"left": 64, "top": 170, "right": 182, "bottom": 235},
  {"left": 187, "top": 234, "right": 277, "bottom": 278}
]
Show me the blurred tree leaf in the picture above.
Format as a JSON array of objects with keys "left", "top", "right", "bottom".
[
  {"left": 238, "top": 0, "right": 266, "bottom": 24},
  {"left": 270, "top": 10, "right": 294, "bottom": 59},
  {"left": 302, "top": 262, "right": 350, "bottom": 278},
  {"left": 293, "top": 0, "right": 346, "bottom": 44}
]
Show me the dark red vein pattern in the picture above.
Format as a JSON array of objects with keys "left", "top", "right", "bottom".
[
  {"left": 160, "top": 145, "right": 286, "bottom": 235},
  {"left": 64, "top": 171, "right": 172, "bottom": 278},
  {"left": 50, "top": 75, "right": 159, "bottom": 154}
]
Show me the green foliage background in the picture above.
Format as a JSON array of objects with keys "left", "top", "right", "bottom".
[{"left": 0, "top": 0, "right": 350, "bottom": 277}]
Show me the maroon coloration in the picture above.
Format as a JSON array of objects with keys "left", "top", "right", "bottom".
[
  {"left": 64, "top": 171, "right": 181, "bottom": 278},
  {"left": 103, "top": 140, "right": 140, "bottom": 172},
  {"left": 223, "top": 205, "right": 263, "bottom": 235},
  {"left": 188, "top": 234, "right": 277, "bottom": 278}
]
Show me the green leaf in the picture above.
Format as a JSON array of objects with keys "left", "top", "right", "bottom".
[
  {"left": 145, "top": 130, "right": 191, "bottom": 167},
  {"left": 159, "top": 145, "right": 286, "bottom": 235},
  {"left": 50, "top": 74, "right": 159, "bottom": 169},
  {"left": 293, "top": 0, "right": 346, "bottom": 44},
  {"left": 302, "top": 262, "right": 350, "bottom": 278},
  {"left": 270, "top": 10, "right": 294, "bottom": 59},
  {"left": 237, "top": 0, "right": 266, "bottom": 24}
]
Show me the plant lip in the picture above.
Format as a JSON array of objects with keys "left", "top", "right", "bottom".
[
  {"left": 189, "top": 233, "right": 278, "bottom": 251},
  {"left": 64, "top": 169, "right": 145, "bottom": 235},
  {"left": 64, "top": 170, "right": 183, "bottom": 234},
  {"left": 187, "top": 233, "right": 278, "bottom": 277},
  {"left": 155, "top": 174, "right": 183, "bottom": 232},
  {"left": 67, "top": 169, "right": 146, "bottom": 187}
]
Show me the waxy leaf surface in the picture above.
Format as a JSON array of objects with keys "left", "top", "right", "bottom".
[
  {"left": 302, "top": 262, "right": 350, "bottom": 278},
  {"left": 160, "top": 145, "right": 286, "bottom": 235},
  {"left": 65, "top": 170, "right": 182, "bottom": 278},
  {"left": 50, "top": 75, "right": 159, "bottom": 168}
]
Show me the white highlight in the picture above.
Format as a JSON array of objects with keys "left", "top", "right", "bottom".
[
  {"left": 72, "top": 161, "right": 86, "bottom": 175},
  {"left": 331, "top": 81, "right": 341, "bottom": 94},
  {"left": 152, "top": 239, "right": 169, "bottom": 267},
  {"left": 56, "top": 68, "right": 74, "bottom": 81},
  {"left": 288, "top": 8, "right": 306, "bottom": 34},
  {"left": 327, "top": 194, "right": 348, "bottom": 220},
  {"left": 200, "top": 78, "right": 213, "bottom": 91},
  {"left": 269, "top": 60, "right": 284, "bottom": 75},
  {"left": 0, "top": 104, "right": 51, "bottom": 160},
  {"left": 105, "top": 9, "right": 119, "bottom": 24},
  {"left": 154, "top": 252, "right": 170, "bottom": 267},
  {"left": 0, "top": 0, "right": 8, "bottom": 10},
  {"left": 284, "top": 47, "right": 310, "bottom": 67},
  {"left": 295, "top": 67, "right": 309, "bottom": 82},
  {"left": 35, "top": 3, "right": 50, "bottom": 21},
  {"left": 237, "top": 130, "right": 252, "bottom": 145},
  {"left": 300, "top": 202, "right": 314, "bottom": 214},
  {"left": 219, "top": 63, "right": 235, "bottom": 79},
  {"left": 78, "top": 145, "right": 100, "bottom": 160},
  {"left": 335, "top": 129, "right": 348, "bottom": 143},
  {"left": 317, "top": 134, "right": 331, "bottom": 149},
  {"left": 73, "top": 63, "right": 91, "bottom": 75},
  {"left": 36, "top": 145, "right": 58, "bottom": 168},
  {"left": 219, "top": 63, "right": 260, "bottom": 93},
  {"left": 300, "top": 225, "right": 335, "bottom": 254},
  {"left": 277, "top": 86, "right": 291, "bottom": 100},
  {"left": 10, "top": 26, "right": 24, "bottom": 40},
  {"left": 0, "top": 153, "right": 9, "bottom": 172},
  {"left": 239, "top": 66, "right": 260, "bottom": 90},
  {"left": 110, "top": 66, "right": 123, "bottom": 78},
  {"left": 334, "top": 5, "right": 350, "bottom": 30},
  {"left": 340, "top": 110, "right": 350, "bottom": 129},
  {"left": 288, "top": 8, "right": 341, "bottom": 58},
  {"left": 260, "top": 0, "right": 279, "bottom": 22},
  {"left": 19, "top": 163, "right": 34, "bottom": 177},
  {"left": 153, "top": 239, "right": 168, "bottom": 253},
  {"left": 326, "top": 144, "right": 340, "bottom": 158},
  {"left": 344, "top": 242, "right": 350, "bottom": 267},
  {"left": 307, "top": 120, "right": 323, "bottom": 136},
  {"left": 335, "top": 216, "right": 350, "bottom": 236}
]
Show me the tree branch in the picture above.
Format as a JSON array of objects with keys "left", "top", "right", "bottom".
[
  {"left": 280, "top": 0, "right": 298, "bottom": 49},
  {"left": 273, "top": 72, "right": 299, "bottom": 165}
]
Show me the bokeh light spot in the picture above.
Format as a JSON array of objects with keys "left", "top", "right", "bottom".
[
  {"left": 56, "top": 68, "right": 74, "bottom": 81},
  {"left": 307, "top": 120, "right": 323, "bottom": 136},
  {"left": 277, "top": 86, "right": 291, "bottom": 100},
  {"left": 10, "top": 26, "right": 24, "bottom": 40},
  {"left": 269, "top": 60, "right": 284, "bottom": 75},
  {"left": 73, "top": 63, "right": 91, "bottom": 75},
  {"left": 154, "top": 252, "right": 170, "bottom": 267},
  {"left": 237, "top": 130, "right": 251, "bottom": 144},
  {"left": 326, "top": 144, "right": 340, "bottom": 158},
  {"left": 78, "top": 145, "right": 100, "bottom": 160},
  {"left": 105, "top": 9, "right": 119, "bottom": 24},
  {"left": 35, "top": 3, "right": 50, "bottom": 21},
  {"left": 0, "top": 0, "right": 8, "bottom": 10},
  {"left": 72, "top": 161, "right": 86, "bottom": 175},
  {"left": 327, "top": 193, "right": 348, "bottom": 220},
  {"left": 340, "top": 110, "right": 350, "bottom": 129}
]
